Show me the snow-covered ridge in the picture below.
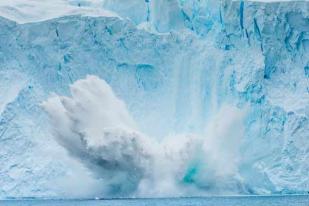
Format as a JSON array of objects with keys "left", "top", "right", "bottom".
[
  {"left": 1, "top": 0, "right": 308, "bottom": 25},
  {"left": 0, "top": 0, "right": 117, "bottom": 24}
]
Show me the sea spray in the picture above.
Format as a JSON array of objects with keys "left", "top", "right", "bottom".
[{"left": 42, "top": 75, "right": 248, "bottom": 197}]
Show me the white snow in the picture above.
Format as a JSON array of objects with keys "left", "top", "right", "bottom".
[{"left": 0, "top": 0, "right": 118, "bottom": 23}]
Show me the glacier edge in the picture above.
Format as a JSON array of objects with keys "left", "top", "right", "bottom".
[{"left": 0, "top": 0, "right": 308, "bottom": 198}]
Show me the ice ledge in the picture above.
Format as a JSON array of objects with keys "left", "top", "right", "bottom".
[{"left": 0, "top": 0, "right": 118, "bottom": 24}]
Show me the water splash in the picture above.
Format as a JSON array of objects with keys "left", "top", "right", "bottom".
[{"left": 42, "top": 75, "right": 248, "bottom": 197}]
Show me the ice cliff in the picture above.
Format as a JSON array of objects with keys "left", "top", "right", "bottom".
[{"left": 0, "top": 0, "right": 308, "bottom": 198}]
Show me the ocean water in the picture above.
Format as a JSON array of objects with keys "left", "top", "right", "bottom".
[{"left": 2, "top": 196, "right": 309, "bottom": 206}]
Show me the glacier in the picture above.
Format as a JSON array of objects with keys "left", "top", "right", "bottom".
[{"left": 0, "top": 0, "right": 308, "bottom": 198}]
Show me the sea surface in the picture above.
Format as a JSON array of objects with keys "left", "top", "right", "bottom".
[{"left": 1, "top": 195, "right": 309, "bottom": 206}]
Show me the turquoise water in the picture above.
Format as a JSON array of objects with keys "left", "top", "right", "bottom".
[{"left": 2, "top": 196, "right": 309, "bottom": 206}]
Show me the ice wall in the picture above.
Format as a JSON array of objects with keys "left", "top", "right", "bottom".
[{"left": 0, "top": 0, "right": 308, "bottom": 198}]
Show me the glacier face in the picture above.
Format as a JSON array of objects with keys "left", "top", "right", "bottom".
[{"left": 0, "top": 0, "right": 308, "bottom": 198}]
